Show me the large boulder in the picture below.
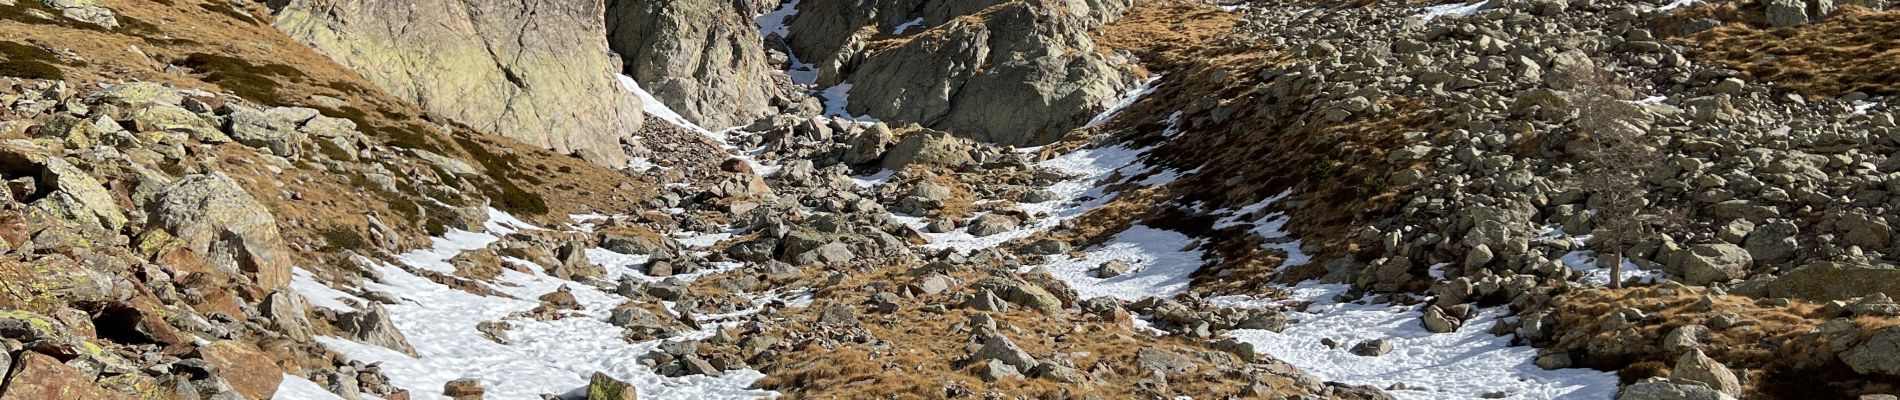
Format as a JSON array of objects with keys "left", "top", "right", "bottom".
[
  {"left": 148, "top": 173, "right": 293, "bottom": 293},
  {"left": 1618, "top": 378, "right": 1732, "bottom": 400},
  {"left": 1842, "top": 326, "right": 1900, "bottom": 377},
  {"left": 607, "top": 0, "right": 777, "bottom": 129},
  {"left": 3, "top": 352, "right": 139, "bottom": 400},
  {"left": 335, "top": 304, "right": 418, "bottom": 356},
  {"left": 786, "top": 0, "right": 1134, "bottom": 146},
  {"left": 1672, "top": 349, "right": 1742, "bottom": 398},
  {"left": 272, "top": 0, "right": 643, "bottom": 166},
  {"left": 1667, "top": 244, "right": 1752, "bottom": 285},
  {"left": 197, "top": 340, "right": 286, "bottom": 400},
  {"left": 1766, "top": 261, "right": 1900, "bottom": 301},
  {"left": 880, "top": 128, "right": 973, "bottom": 171},
  {"left": 0, "top": 142, "right": 127, "bottom": 231}
]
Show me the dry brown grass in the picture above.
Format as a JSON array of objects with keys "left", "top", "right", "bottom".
[
  {"left": 1680, "top": 5, "right": 1900, "bottom": 97},
  {"left": 1546, "top": 287, "right": 1900, "bottom": 398},
  {"left": 746, "top": 264, "right": 1312, "bottom": 399},
  {"left": 1, "top": 0, "right": 655, "bottom": 379}
]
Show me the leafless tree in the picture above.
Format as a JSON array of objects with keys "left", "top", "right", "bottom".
[{"left": 1566, "top": 66, "right": 1679, "bottom": 289}]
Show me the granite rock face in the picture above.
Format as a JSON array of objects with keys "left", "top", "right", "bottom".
[
  {"left": 785, "top": 0, "right": 1135, "bottom": 146},
  {"left": 272, "top": 0, "right": 644, "bottom": 166},
  {"left": 607, "top": 0, "right": 780, "bottom": 130}
]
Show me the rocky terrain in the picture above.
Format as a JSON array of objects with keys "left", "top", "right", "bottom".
[{"left": 2, "top": 0, "right": 1899, "bottom": 399}]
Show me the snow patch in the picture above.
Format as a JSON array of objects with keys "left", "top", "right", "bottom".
[
  {"left": 1228, "top": 284, "right": 1620, "bottom": 400},
  {"left": 1084, "top": 75, "right": 1163, "bottom": 129},
  {"left": 290, "top": 268, "right": 362, "bottom": 312},
  {"left": 1416, "top": 1, "right": 1486, "bottom": 21},
  {"left": 273, "top": 374, "right": 346, "bottom": 400},
  {"left": 892, "top": 18, "right": 925, "bottom": 34},
  {"left": 314, "top": 212, "right": 777, "bottom": 400},
  {"left": 1030, "top": 225, "right": 1204, "bottom": 301}
]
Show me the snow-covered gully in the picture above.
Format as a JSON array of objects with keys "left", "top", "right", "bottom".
[
  {"left": 849, "top": 76, "right": 1626, "bottom": 399},
  {"left": 286, "top": 69, "right": 1623, "bottom": 399}
]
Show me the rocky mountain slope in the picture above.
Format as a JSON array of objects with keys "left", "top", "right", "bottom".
[
  {"left": 270, "top": 0, "right": 647, "bottom": 166},
  {"left": 3, "top": 0, "right": 1899, "bottom": 399}
]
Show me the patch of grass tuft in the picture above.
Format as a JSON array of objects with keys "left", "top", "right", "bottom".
[
  {"left": 198, "top": 2, "right": 259, "bottom": 25},
  {"left": 177, "top": 53, "right": 307, "bottom": 105},
  {"left": 0, "top": 41, "right": 65, "bottom": 80},
  {"left": 451, "top": 135, "right": 549, "bottom": 216}
]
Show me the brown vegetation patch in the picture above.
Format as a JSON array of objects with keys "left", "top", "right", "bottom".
[
  {"left": 745, "top": 264, "right": 1312, "bottom": 398},
  {"left": 1095, "top": 0, "right": 1251, "bottom": 73},
  {"left": 1544, "top": 287, "right": 1900, "bottom": 398},
  {"left": 0, "top": 41, "right": 69, "bottom": 80},
  {"left": 1682, "top": 5, "right": 1900, "bottom": 96}
]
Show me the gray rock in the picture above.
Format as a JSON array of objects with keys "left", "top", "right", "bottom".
[
  {"left": 1672, "top": 349, "right": 1742, "bottom": 398},
  {"left": 966, "top": 214, "right": 1022, "bottom": 237},
  {"left": 972, "top": 333, "right": 1039, "bottom": 372},
  {"left": 1421, "top": 306, "right": 1462, "bottom": 333},
  {"left": 1669, "top": 244, "right": 1752, "bottom": 285},
  {"left": 1662, "top": 325, "right": 1708, "bottom": 353},
  {"left": 226, "top": 106, "right": 317, "bottom": 158},
  {"left": 606, "top": 0, "right": 776, "bottom": 128},
  {"left": 42, "top": 0, "right": 118, "bottom": 28},
  {"left": 1096, "top": 259, "right": 1135, "bottom": 278},
  {"left": 149, "top": 173, "right": 294, "bottom": 292},
  {"left": 978, "top": 359, "right": 1022, "bottom": 381},
  {"left": 273, "top": 0, "right": 644, "bottom": 166},
  {"left": 881, "top": 128, "right": 973, "bottom": 171},
  {"left": 790, "top": 0, "right": 1132, "bottom": 146},
  {"left": 1350, "top": 339, "right": 1394, "bottom": 357},
  {"left": 336, "top": 305, "right": 418, "bottom": 356},
  {"left": 1765, "top": 0, "right": 1811, "bottom": 27},
  {"left": 1766, "top": 261, "right": 1900, "bottom": 301},
  {"left": 1843, "top": 326, "right": 1900, "bottom": 377},
  {"left": 1618, "top": 378, "right": 1732, "bottom": 400},
  {"left": 1743, "top": 220, "right": 1798, "bottom": 265},
  {"left": 842, "top": 123, "right": 894, "bottom": 165},
  {"left": 1544, "top": 49, "right": 1597, "bottom": 90},
  {"left": 261, "top": 291, "right": 316, "bottom": 342},
  {"left": 1838, "top": 212, "right": 1892, "bottom": 249}
]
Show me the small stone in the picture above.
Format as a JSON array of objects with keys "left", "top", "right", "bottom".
[{"left": 1349, "top": 339, "right": 1394, "bottom": 357}]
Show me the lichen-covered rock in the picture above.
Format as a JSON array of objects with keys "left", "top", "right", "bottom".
[
  {"left": 148, "top": 173, "right": 293, "bottom": 293},
  {"left": 607, "top": 0, "right": 777, "bottom": 129},
  {"left": 3, "top": 352, "right": 139, "bottom": 400},
  {"left": 272, "top": 0, "right": 644, "bottom": 166},
  {"left": 41, "top": 0, "right": 118, "bottom": 28},
  {"left": 197, "top": 340, "right": 286, "bottom": 400}
]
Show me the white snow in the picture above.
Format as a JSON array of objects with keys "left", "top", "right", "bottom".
[
  {"left": 273, "top": 374, "right": 347, "bottom": 400},
  {"left": 1560, "top": 250, "right": 1664, "bottom": 286},
  {"left": 312, "top": 211, "right": 777, "bottom": 400},
  {"left": 290, "top": 268, "right": 362, "bottom": 312},
  {"left": 619, "top": 75, "right": 713, "bottom": 137},
  {"left": 754, "top": 0, "right": 799, "bottom": 38},
  {"left": 1226, "top": 283, "right": 1620, "bottom": 400},
  {"left": 1656, "top": 0, "right": 1698, "bottom": 11},
  {"left": 1084, "top": 75, "right": 1162, "bottom": 129},
  {"left": 1211, "top": 190, "right": 1310, "bottom": 268},
  {"left": 849, "top": 169, "right": 896, "bottom": 188},
  {"left": 1416, "top": 1, "right": 1486, "bottom": 21},
  {"left": 816, "top": 84, "right": 879, "bottom": 122},
  {"left": 891, "top": 18, "right": 925, "bottom": 34},
  {"left": 1028, "top": 225, "right": 1204, "bottom": 301}
]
